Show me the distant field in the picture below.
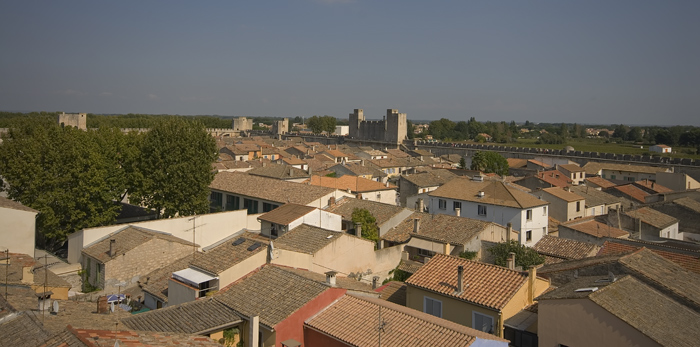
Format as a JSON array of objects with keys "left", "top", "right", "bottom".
[{"left": 454, "top": 138, "right": 700, "bottom": 160}]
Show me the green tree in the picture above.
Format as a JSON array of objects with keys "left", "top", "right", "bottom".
[
  {"left": 470, "top": 151, "right": 509, "bottom": 176},
  {"left": 307, "top": 115, "right": 323, "bottom": 135},
  {"left": 351, "top": 208, "right": 379, "bottom": 243},
  {"left": 459, "top": 157, "right": 467, "bottom": 169},
  {"left": 321, "top": 116, "right": 337, "bottom": 134},
  {"left": 129, "top": 118, "right": 218, "bottom": 218},
  {"left": 488, "top": 240, "right": 545, "bottom": 269},
  {"left": 0, "top": 119, "right": 125, "bottom": 250},
  {"left": 406, "top": 120, "right": 415, "bottom": 139},
  {"left": 559, "top": 123, "right": 570, "bottom": 139}
]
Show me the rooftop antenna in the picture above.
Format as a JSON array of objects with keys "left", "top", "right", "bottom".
[
  {"left": 4, "top": 249, "right": 8, "bottom": 299},
  {"left": 186, "top": 215, "right": 204, "bottom": 261},
  {"left": 377, "top": 305, "right": 387, "bottom": 347}
]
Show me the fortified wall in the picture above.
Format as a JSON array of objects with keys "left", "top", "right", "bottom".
[
  {"left": 232, "top": 117, "right": 253, "bottom": 132},
  {"left": 348, "top": 109, "right": 407, "bottom": 145}
]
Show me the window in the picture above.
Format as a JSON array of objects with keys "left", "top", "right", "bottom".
[
  {"left": 225, "top": 195, "right": 239, "bottom": 211},
  {"left": 576, "top": 201, "right": 581, "bottom": 212},
  {"left": 478, "top": 205, "right": 487, "bottom": 216},
  {"left": 472, "top": 312, "right": 494, "bottom": 333},
  {"left": 543, "top": 206, "right": 547, "bottom": 216},
  {"left": 543, "top": 227, "right": 547, "bottom": 235},
  {"left": 210, "top": 192, "right": 223, "bottom": 209},
  {"left": 424, "top": 297, "right": 442, "bottom": 318},
  {"left": 453, "top": 201, "right": 461, "bottom": 210},
  {"left": 439, "top": 199, "right": 447, "bottom": 210},
  {"left": 526, "top": 230, "right": 532, "bottom": 242},
  {"left": 243, "top": 198, "right": 258, "bottom": 214},
  {"left": 417, "top": 248, "right": 436, "bottom": 258},
  {"left": 526, "top": 209, "right": 532, "bottom": 221},
  {"left": 626, "top": 176, "right": 634, "bottom": 182},
  {"left": 611, "top": 175, "right": 616, "bottom": 180},
  {"left": 262, "top": 202, "right": 278, "bottom": 213}
]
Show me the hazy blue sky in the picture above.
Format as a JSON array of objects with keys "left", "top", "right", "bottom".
[{"left": 1, "top": 1, "right": 698, "bottom": 125}]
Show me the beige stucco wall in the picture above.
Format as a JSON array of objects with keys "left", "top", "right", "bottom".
[
  {"left": 217, "top": 251, "right": 267, "bottom": 288},
  {"left": 538, "top": 298, "right": 660, "bottom": 347},
  {"left": 0, "top": 207, "right": 37, "bottom": 256},
  {"left": 310, "top": 235, "right": 376, "bottom": 275}
]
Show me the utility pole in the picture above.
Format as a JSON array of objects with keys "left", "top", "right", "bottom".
[{"left": 4, "top": 249, "right": 8, "bottom": 299}]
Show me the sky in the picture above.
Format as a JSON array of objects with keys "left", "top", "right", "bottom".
[{"left": 1, "top": 1, "right": 698, "bottom": 125}]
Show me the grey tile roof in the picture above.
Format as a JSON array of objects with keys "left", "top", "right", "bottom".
[
  {"left": 624, "top": 207, "right": 678, "bottom": 229},
  {"left": 0, "top": 196, "right": 38, "bottom": 213},
  {"left": 191, "top": 232, "right": 266, "bottom": 274},
  {"left": 328, "top": 162, "right": 386, "bottom": 177},
  {"left": 247, "top": 164, "right": 310, "bottom": 180},
  {"left": 281, "top": 267, "right": 375, "bottom": 293},
  {"left": 325, "top": 197, "right": 406, "bottom": 226},
  {"left": 82, "top": 226, "right": 195, "bottom": 263},
  {"left": 0, "top": 311, "right": 53, "bottom": 347},
  {"left": 533, "top": 235, "right": 598, "bottom": 261},
  {"left": 377, "top": 281, "right": 407, "bottom": 306},
  {"left": 429, "top": 177, "right": 548, "bottom": 209},
  {"left": 381, "top": 212, "right": 494, "bottom": 246},
  {"left": 569, "top": 185, "right": 620, "bottom": 207},
  {"left": 216, "top": 266, "right": 329, "bottom": 328},
  {"left": 396, "top": 259, "right": 423, "bottom": 274},
  {"left": 401, "top": 170, "right": 457, "bottom": 188},
  {"left": 121, "top": 297, "right": 242, "bottom": 334},
  {"left": 141, "top": 254, "right": 194, "bottom": 303},
  {"left": 210, "top": 172, "right": 335, "bottom": 205},
  {"left": 274, "top": 224, "right": 348, "bottom": 254},
  {"left": 0, "top": 253, "right": 71, "bottom": 288},
  {"left": 257, "top": 203, "right": 315, "bottom": 225},
  {"left": 582, "top": 162, "right": 670, "bottom": 175}
]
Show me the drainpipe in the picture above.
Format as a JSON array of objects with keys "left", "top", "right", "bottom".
[{"left": 249, "top": 315, "right": 259, "bottom": 347}]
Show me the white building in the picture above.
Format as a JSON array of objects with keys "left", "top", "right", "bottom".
[
  {"left": 428, "top": 177, "right": 549, "bottom": 246},
  {"left": 649, "top": 144, "right": 672, "bottom": 153},
  {"left": 0, "top": 197, "right": 38, "bottom": 256},
  {"left": 334, "top": 125, "right": 349, "bottom": 136}
]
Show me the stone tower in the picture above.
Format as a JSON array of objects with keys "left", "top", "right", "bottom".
[
  {"left": 232, "top": 117, "right": 253, "bottom": 132},
  {"left": 272, "top": 118, "right": 289, "bottom": 136},
  {"left": 348, "top": 109, "right": 364, "bottom": 138},
  {"left": 57, "top": 112, "right": 87, "bottom": 130},
  {"left": 385, "top": 109, "right": 407, "bottom": 144}
]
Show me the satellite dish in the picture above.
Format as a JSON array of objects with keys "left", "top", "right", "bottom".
[{"left": 52, "top": 300, "right": 59, "bottom": 313}]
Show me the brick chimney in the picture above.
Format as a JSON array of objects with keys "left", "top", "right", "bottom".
[
  {"left": 109, "top": 239, "right": 116, "bottom": 257},
  {"left": 507, "top": 252, "right": 515, "bottom": 270},
  {"left": 413, "top": 218, "right": 420, "bottom": 234},
  {"left": 328, "top": 196, "right": 336, "bottom": 206},
  {"left": 325, "top": 271, "right": 338, "bottom": 287}
]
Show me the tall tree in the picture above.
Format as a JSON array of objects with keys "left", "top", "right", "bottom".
[
  {"left": 488, "top": 240, "right": 545, "bottom": 269},
  {"left": 470, "top": 151, "right": 509, "bottom": 176},
  {"left": 0, "top": 119, "right": 125, "bottom": 250},
  {"left": 129, "top": 118, "right": 218, "bottom": 218},
  {"left": 351, "top": 208, "right": 379, "bottom": 243},
  {"left": 307, "top": 116, "right": 323, "bottom": 135},
  {"left": 321, "top": 116, "right": 337, "bottom": 134}
]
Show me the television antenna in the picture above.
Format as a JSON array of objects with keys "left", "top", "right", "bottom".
[
  {"left": 185, "top": 215, "right": 206, "bottom": 260},
  {"left": 376, "top": 306, "right": 387, "bottom": 347}
]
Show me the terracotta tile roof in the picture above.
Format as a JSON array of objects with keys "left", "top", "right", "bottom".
[
  {"left": 274, "top": 224, "right": 353, "bottom": 254},
  {"left": 527, "top": 159, "right": 551, "bottom": 169},
  {"left": 257, "top": 203, "right": 316, "bottom": 225},
  {"left": 598, "top": 240, "right": 700, "bottom": 274},
  {"left": 589, "top": 276, "right": 699, "bottom": 346},
  {"left": 542, "top": 187, "right": 584, "bottom": 202},
  {"left": 247, "top": 164, "right": 310, "bottom": 180},
  {"left": 0, "top": 196, "right": 38, "bottom": 213},
  {"left": 633, "top": 180, "right": 673, "bottom": 193},
  {"left": 376, "top": 281, "right": 407, "bottom": 305},
  {"left": 537, "top": 253, "right": 627, "bottom": 275},
  {"left": 582, "top": 162, "right": 669, "bottom": 175},
  {"left": 325, "top": 197, "right": 406, "bottom": 226},
  {"left": 328, "top": 162, "right": 386, "bottom": 177},
  {"left": 216, "top": 265, "right": 329, "bottom": 328},
  {"left": 280, "top": 156, "right": 307, "bottom": 165},
  {"left": 141, "top": 254, "right": 194, "bottom": 302},
  {"left": 557, "top": 164, "right": 584, "bottom": 173},
  {"left": 610, "top": 184, "right": 649, "bottom": 203},
  {"left": 322, "top": 149, "right": 349, "bottom": 159},
  {"left": 506, "top": 158, "right": 527, "bottom": 168},
  {"left": 82, "top": 226, "right": 195, "bottom": 263},
  {"left": 569, "top": 185, "right": 619, "bottom": 207},
  {"left": 673, "top": 196, "right": 700, "bottom": 212},
  {"left": 429, "top": 177, "right": 548, "bottom": 209},
  {"left": 548, "top": 217, "right": 560, "bottom": 234},
  {"left": 305, "top": 295, "right": 508, "bottom": 347},
  {"left": 221, "top": 160, "right": 251, "bottom": 170},
  {"left": 121, "top": 297, "right": 242, "bottom": 335},
  {"left": 585, "top": 176, "right": 617, "bottom": 189},
  {"left": 535, "top": 170, "right": 573, "bottom": 187},
  {"left": 396, "top": 259, "right": 424, "bottom": 274},
  {"left": 279, "top": 267, "right": 375, "bottom": 293},
  {"left": 401, "top": 169, "right": 457, "bottom": 188},
  {"left": 58, "top": 326, "right": 223, "bottom": 347},
  {"left": 624, "top": 207, "right": 678, "bottom": 229},
  {"left": 406, "top": 253, "right": 529, "bottom": 310},
  {"left": 536, "top": 275, "right": 616, "bottom": 300},
  {"left": 381, "top": 212, "right": 495, "bottom": 246},
  {"left": 533, "top": 235, "right": 598, "bottom": 261},
  {"left": 384, "top": 148, "right": 410, "bottom": 158},
  {"left": 307, "top": 175, "right": 396, "bottom": 193},
  {"left": 560, "top": 218, "right": 629, "bottom": 238},
  {"left": 210, "top": 172, "right": 335, "bottom": 205},
  {"left": 190, "top": 232, "right": 265, "bottom": 274}
]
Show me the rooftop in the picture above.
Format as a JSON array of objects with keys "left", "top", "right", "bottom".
[
  {"left": 0, "top": 253, "right": 71, "bottom": 288},
  {"left": 598, "top": 239, "right": 700, "bottom": 274},
  {"left": 0, "top": 196, "right": 38, "bottom": 213},
  {"left": 381, "top": 212, "right": 495, "bottom": 245},
  {"left": 305, "top": 295, "right": 508, "bottom": 347},
  {"left": 557, "top": 163, "right": 584, "bottom": 172},
  {"left": 634, "top": 179, "right": 673, "bottom": 193},
  {"left": 210, "top": 172, "right": 336, "bottom": 205},
  {"left": 585, "top": 176, "right": 617, "bottom": 189},
  {"left": 534, "top": 170, "right": 573, "bottom": 187},
  {"left": 609, "top": 184, "right": 650, "bottom": 203},
  {"left": 274, "top": 224, "right": 353, "bottom": 255},
  {"left": 406, "top": 253, "right": 529, "bottom": 310},
  {"left": 375, "top": 281, "right": 407, "bottom": 306},
  {"left": 429, "top": 177, "right": 548, "bottom": 209},
  {"left": 247, "top": 164, "right": 310, "bottom": 180},
  {"left": 542, "top": 187, "right": 584, "bottom": 202},
  {"left": 401, "top": 169, "right": 457, "bottom": 188},
  {"left": 582, "top": 162, "right": 670, "bottom": 175},
  {"left": 568, "top": 185, "right": 620, "bottom": 207},
  {"left": 533, "top": 235, "right": 598, "bottom": 261},
  {"left": 141, "top": 253, "right": 194, "bottom": 302},
  {"left": 325, "top": 197, "right": 407, "bottom": 226},
  {"left": 624, "top": 207, "right": 679, "bottom": 229},
  {"left": 560, "top": 218, "right": 629, "bottom": 239},
  {"left": 190, "top": 232, "right": 266, "bottom": 275},
  {"left": 82, "top": 226, "right": 195, "bottom": 263},
  {"left": 307, "top": 175, "right": 396, "bottom": 193},
  {"left": 257, "top": 203, "right": 316, "bottom": 226},
  {"left": 52, "top": 326, "right": 223, "bottom": 347}
]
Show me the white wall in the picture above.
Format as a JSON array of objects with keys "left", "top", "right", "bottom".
[
  {"left": 660, "top": 223, "right": 680, "bottom": 240},
  {"left": 301, "top": 209, "right": 343, "bottom": 231},
  {"left": 68, "top": 210, "right": 256, "bottom": 264},
  {"left": 0, "top": 207, "right": 37, "bottom": 256}
]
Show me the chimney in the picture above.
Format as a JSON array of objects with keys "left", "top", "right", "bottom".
[
  {"left": 527, "top": 266, "right": 537, "bottom": 304},
  {"left": 506, "top": 223, "right": 512, "bottom": 242},
  {"left": 507, "top": 252, "right": 515, "bottom": 270},
  {"left": 250, "top": 315, "right": 260, "bottom": 347},
  {"left": 456, "top": 265, "right": 464, "bottom": 294},
  {"left": 325, "top": 271, "right": 338, "bottom": 287},
  {"left": 417, "top": 199, "right": 424, "bottom": 212},
  {"left": 372, "top": 276, "right": 379, "bottom": 289},
  {"left": 443, "top": 242, "right": 451, "bottom": 255},
  {"left": 354, "top": 223, "right": 362, "bottom": 238},
  {"left": 455, "top": 207, "right": 461, "bottom": 217},
  {"left": 413, "top": 218, "right": 420, "bottom": 234},
  {"left": 109, "top": 239, "right": 116, "bottom": 257},
  {"left": 328, "top": 196, "right": 336, "bottom": 206},
  {"left": 22, "top": 265, "right": 34, "bottom": 284}
]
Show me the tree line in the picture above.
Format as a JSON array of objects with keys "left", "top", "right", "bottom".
[{"left": 0, "top": 117, "right": 217, "bottom": 252}]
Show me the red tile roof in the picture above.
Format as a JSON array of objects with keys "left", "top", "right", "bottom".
[
  {"left": 406, "top": 253, "right": 529, "bottom": 310},
  {"left": 560, "top": 218, "right": 629, "bottom": 238},
  {"left": 64, "top": 325, "right": 222, "bottom": 346},
  {"left": 611, "top": 184, "right": 649, "bottom": 203},
  {"left": 585, "top": 176, "right": 617, "bottom": 189},
  {"left": 634, "top": 180, "right": 673, "bottom": 193},
  {"left": 536, "top": 170, "right": 573, "bottom": 187},
  {"left": 307, "top": 175, "right": 396, "bottom": 193},
  {"left": 598, "top": 241, "right": 700, "bottom": 274}
]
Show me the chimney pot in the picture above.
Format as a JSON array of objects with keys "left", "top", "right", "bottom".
[
  {"left": 507, "top": 252, "right": 516, "bottom": 270},
  {"left": 506, "top": 223, "right": 512, "bottom": 242},
  {"left": 325, "top": 271, "right": 338, "bottom": 287},
  {"left": 413, "top": 218, "right": 420, "bottom": 234},
  {"left": 372, "top": 276, "right": 379, "bottom": 289},
  {"left": 457, "top": 265, "right": 464, "bottom": 294},
  {"left": 354, "top": 223, "right": 362, "bottom": 238},
  {"left": 109, "top": 239, "right": 116, "bottom": 257},
  {"left": 455, "top": 207, "right": 461, "bottom": 217}
]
